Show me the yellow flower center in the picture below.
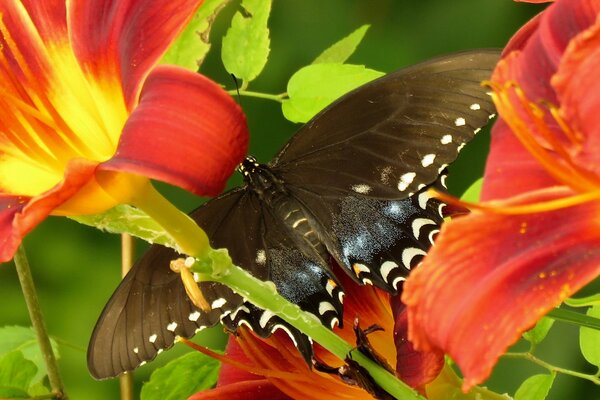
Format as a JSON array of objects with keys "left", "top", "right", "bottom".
[{"left": 0, "top": 7, "right": 128, "bottom": 199}]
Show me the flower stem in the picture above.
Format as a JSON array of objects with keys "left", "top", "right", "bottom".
[
  {"left": 14, "top": 245, "right": 65, "bottom": 399},
  {"left": 226, "top": 89, "right": 288, "bottom": 103},
  {"left": 504, "top": 352, "right": 600, "bottom": 384},
  {"left": 191, "top": 250, "right": 425, "bottom": 400},
  {"left": 120, "top": 234, "right": 135, "bottom": 400},
  {"left": 128, "top": 182, "right": 209, "bottom": 257}
]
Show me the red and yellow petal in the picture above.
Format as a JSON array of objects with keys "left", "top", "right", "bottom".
[
  {"left": 100, "top": 66, "right": 248, "bottom": 197},
  {"left": 69, "top": 0, "right": 204, "bottom": 108},
  {"left": 403, "top": 188, "right": 600, "bottom": 390}
]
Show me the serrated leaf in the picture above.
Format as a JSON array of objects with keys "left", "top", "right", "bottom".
[
  {"left": 312, "top": 25, "right": 370, "bottom": 64},
  {"left": 523, "top": 317, "right": 555, "bottom": 345},
  {"left": 161, "top": 0, "right": 231, "bottom": 69},
  {"left": 0, "top": 351, "right": 37, "bottom": 397},
  {"left": 221, "top": 0, "right": 271, "bottom": 83},
  {"left": 0, "top": 326, "right": 58, "bottom": 385},
  {"left": 514, "top": 373, "right": 555, "bottom": 400},
  {"left": 140, "top": 352, "right": 219, "bottom": 400},
  {"left": 580, "top": 305, "right": 600, "bottom": 367},
  {"left": 282, "top": 63, "right": 385, "bottom": 123},
  {"left": 461, "top": 178, "right": 483, "bottom": 202},
  {"left": 70, "top": 205, "right": 177, "bottom": 250}
]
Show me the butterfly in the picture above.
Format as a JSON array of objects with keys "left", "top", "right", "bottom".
[{"left": 88, "top": 49, "right": 500, "bottom": 379}]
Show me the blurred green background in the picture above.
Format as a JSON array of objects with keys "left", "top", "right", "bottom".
[{"left": 4, "top": 1, "right": 598, "bottom": 399}]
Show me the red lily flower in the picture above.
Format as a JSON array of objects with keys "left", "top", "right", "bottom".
[
  {"left": 0, "top": 0, "right": 248, "bottom": 262},
  {"left": 191, "top": 269, "right": 444, "bottom": 399},
  {"left": 403, "top": 0, "right": 600, "bottom": 391}
]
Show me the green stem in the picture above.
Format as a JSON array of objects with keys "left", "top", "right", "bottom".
[
  {"left": 547, "top": 308, "right": 600, "bottom": 330},
  {"left": 504, "top": 352, "right": 600, "bottom": 384},
  {"left": 14, "top": 245, "right": 65, "bottom": 399},
  {"left": 226, "top": 89, "right": 287, "bottom": 103},
  {"left": 192, "top": 250, "right": 425, "bottom": 400},
  {"left": 128, "top": 182, "right": 209, "bottom": 258}
]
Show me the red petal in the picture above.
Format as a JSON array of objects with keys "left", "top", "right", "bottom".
[
  {"left": 189, "top": 379, "right": 291, "bottom": 400},
  {"left": 402, "top": 188, "right": 600, "bottom": 390},
  {"left": 0, "top": 160, "right": 96, "bottom": 262},
  {"left": 553, "top": 18, "right": 600, "bottom": 173},
  {"left": 392, "top": 298, "right": 444, "bottom": 389},
  {"left": 217, "top": 337, "right": 264, "bottom": 387},
  {"left": 482, "top": 120, "right": 557, "bottom": 200},
  {"left": 17, "top": 0, "right": 67, "bottom": 43},
  {"left": 69, "top": 0, "right": 203, "bottom": 107},
  {"left": 100, "top": 66, "right": 248, "bottom": 197}
]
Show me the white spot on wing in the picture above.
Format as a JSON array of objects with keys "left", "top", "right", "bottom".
[
  {"left": 380, "top": 166, "right": 393, "bottom": 184},
  {"left": 380, "top": 261, "right": 398, "bottom": 283},
  {"left": 392, "top": 276, "right": 406, "bottom": 290},
  {"left": 149, "top": 334, "right": 158, "bottom": 343},
  {"left": 411, "top": 218, "right": 436, "bottom": 240},
  {"left": 167, "top": 322, "right": 178, "bottom": 332},
  {"left": 417, "top": 191, "right": 432, "bottom": 210},
  {"left": 470, "top": 103, "right": 481, "bottom": 110},
  {"left": 255, "top": 250, "right": 266, "bottom": 265},
  {"left": 318, "top": 301, "right": 336, "bottom": 315},
  {"left": 401, "top": 248, "right": 427, "bottom": 270},
  {"left": 352, "top": 184, "right": 372, "bottom": 194},
  {"left": 441, "top": 134, "right": 452, "bottom": 144},
  {"left": 455, "top": 117, "right": 466, "bottom": 126},
  {"left": 398, "top": 172, "right": 416, "bottom": 191},
  {"left": 421, "top": 154, "right": 436, "bottom": 168},
  {"left": 188, "top": 311, "right": 201, "bottom": 321},
  {"left": 211, "top": 298, "right": 226, "bottom": 309},
  {"left": 259, "top": 310, "right": 275, "bottom": 328},
  {"left": 133, "top": 347, "right": 139, "bottom": 354}
]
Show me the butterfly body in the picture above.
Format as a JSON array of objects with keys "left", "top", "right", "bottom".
[{"left": 88, "top": 49, "right": 500, "bottom": 379}]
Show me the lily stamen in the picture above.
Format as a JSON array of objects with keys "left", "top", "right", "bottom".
[{"left": 170, "top": 258, "right": 211, "bottom": 312}]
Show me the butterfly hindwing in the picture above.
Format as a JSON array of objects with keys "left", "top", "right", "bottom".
[{"left": 272, "top": 50, "right": 499, "bottom": 199}]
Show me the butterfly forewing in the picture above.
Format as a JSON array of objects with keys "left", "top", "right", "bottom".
[{"left": 272, "top": 50, "right": 499, "bottom": 199}]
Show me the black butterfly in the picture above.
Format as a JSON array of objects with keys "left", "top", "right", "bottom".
[{"left": 88, "top": 49, "right": 499, "bottom": 379}]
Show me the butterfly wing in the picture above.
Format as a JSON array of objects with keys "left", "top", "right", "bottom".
[
  {"left": 88, "top": 188, "right": 344, "bottom": 378},
  {"left": 272, "top": 49, "right": 499, "bottom": 198},
  {"left": 88, "top": 189, "right": 251, "bottom": 379}
]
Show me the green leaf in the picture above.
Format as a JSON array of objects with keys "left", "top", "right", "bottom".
[
  {"left": 580, "top": 305, "right": 600, "bottom": 367},
  {"left": 461, "top": 178, "right": 483, "bottom": 202},
  {"left": 140, "top": 352, "right": 220, "bottom": 400},
  {"left": 312, "top": 25, "right": 370, "bottom": 64},
  {"left": 282, "top": 63, "right": 385, "bottom": 123},
  {"left": 161, "top": 0, "right": 232, "bottom": 70},
  {"left": 0, "top": 326, "right": 58, "bottom": 385},
  {"left": 70, "top": 205, "right": 177, "bottom": 250},
  {"left": 523, "top": 317, "right": 555, "bottom": 345},
  {"left": 514, "top": 373, "right": 555, "bottom": 400},
  {"left": 565, "top": 294, "right": 600, "bottom": 308},
  {"left": 0, "top": 351, "right": 38, "bottom": 398},
  {"left": 221, "top": 0, "right": 271, "bottom": 83}
]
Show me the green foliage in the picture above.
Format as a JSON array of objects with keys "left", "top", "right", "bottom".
[
  {"left": 282, "top": 64, "right": 384, "bottom": 123},
  {"left": 221, "top": 0, "right": 271, "bottom": 83},
  {"left": 461, "top": 178, "right": 483, "bottom": 202},
  {"left": 0, "top": 350, "right": 40, "bottom": 398},
  {"left": 140, "top": 352, "right": 220, "bottom": 400},
  {"left": 523, "top": 317, "right": 555, "bottom": 345},
  {"left": 565, "top": 294, "right": 600, "bottom": 308},
  {"left": 161, "top": 0, "right": 232, "bottom": 70},
  {"left": 0, "top": 326, "right": 58, "bottom": 385},
  {"left": 70, "top": 205, "right": 177, "bottom": 250},
  {"left": 514, "top": 373, "right": 555, "bottom": 400},
  {"left": 580, "top": 305, "right": 600, "bottom": 367},
  {"left": 312, "top": 25, "right": 370, "bottom": 64}
]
